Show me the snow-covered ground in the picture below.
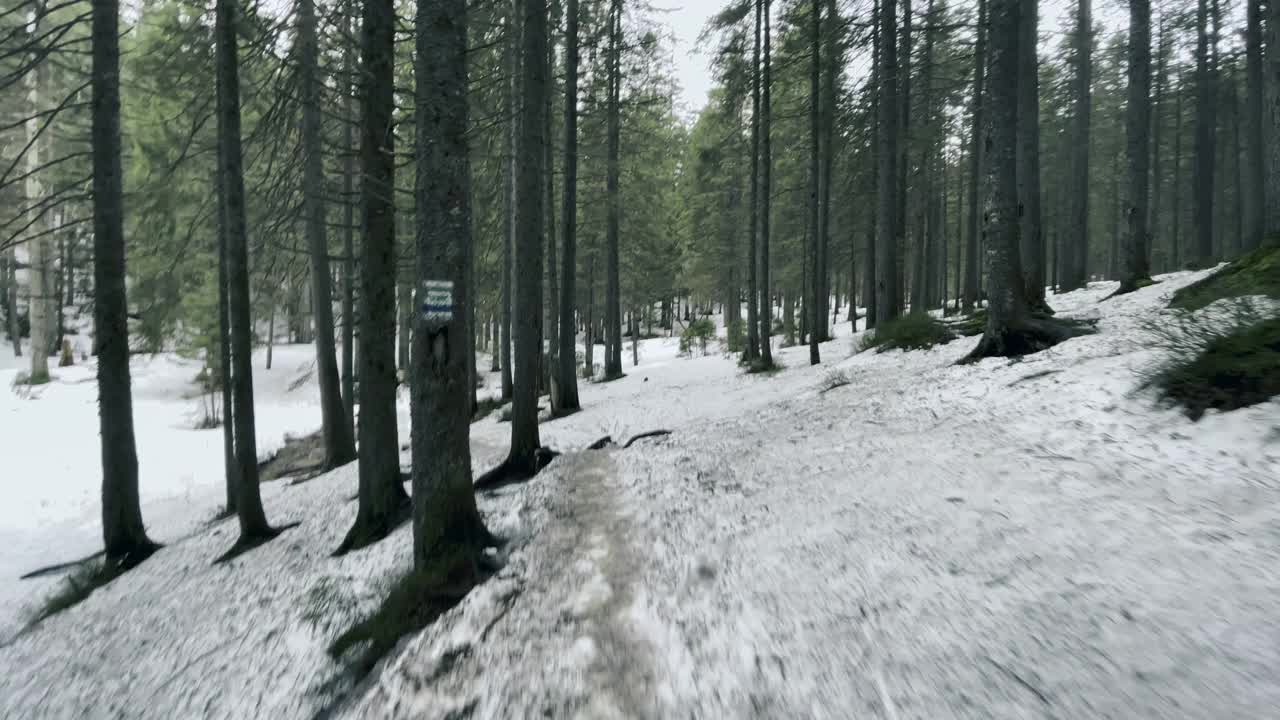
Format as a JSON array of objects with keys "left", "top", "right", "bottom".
[
  {"left": 0, "top": 344, "right": 340, "bottom": 642},
  {"left": 3, "top": 270, "right": 1279, "bottom": 718}
]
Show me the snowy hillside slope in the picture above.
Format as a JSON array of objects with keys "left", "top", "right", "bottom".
[{"left": 2, "top": 269, "right": 1278, "bottom": 719}]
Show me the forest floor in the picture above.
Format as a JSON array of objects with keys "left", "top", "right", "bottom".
[{"left": 2, "top": 269, "right": 1279, "bottom": 719}]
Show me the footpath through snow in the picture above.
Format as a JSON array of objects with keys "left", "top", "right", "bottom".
[{"left": 2, "top": 270, "right": 1279, "bottom": 718}]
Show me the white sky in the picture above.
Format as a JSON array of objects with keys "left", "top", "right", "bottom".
[{"left": 654, "top": 0, "right": 723, "bottom": 116}]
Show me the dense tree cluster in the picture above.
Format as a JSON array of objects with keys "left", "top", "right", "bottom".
[{"left": 0, "top": 0, "right": 1277, "bottom": 567}]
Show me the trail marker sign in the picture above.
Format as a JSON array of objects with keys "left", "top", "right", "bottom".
[{"left": 421, "top": 280, "right": 454, "bottom": 323}]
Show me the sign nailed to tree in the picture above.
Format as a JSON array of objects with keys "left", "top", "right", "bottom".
[{"left": 421, "top": 280, "right": 454, "bottom": 323}]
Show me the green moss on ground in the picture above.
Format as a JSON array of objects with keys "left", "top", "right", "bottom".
[
  {"left": 860, "top": 313, "right": 957, "bottom": 353},
  {"left": 30, "top": 561, "right": 120, "bottom": 626},
  {"left": 1151, "top": 315, "right": 1280, "bottom": 420},
  {"left": 1170, "top": 245, "right": 1280, "bottom": 311}
]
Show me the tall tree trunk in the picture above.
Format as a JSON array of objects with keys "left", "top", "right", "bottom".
[
  {"left": 864, "top": 0, "right": 880, "bottom": 327},
  {"left": 341, "top": 13, "right": 357, "bottom": 432},
  {"left": 584, "top": 253, "right": 594, "bottom": 376},
  {"left": 501, "top": 1, "right": 517, "bottom": 400},
  {"left": 875, "top": 0, "right": 906, "bottom": 325},
  {"left": 745, "top": 0, "right": 762, "bottom": 362},
  {"left": 266, "top": 299, "right": 275, "bottom": 369},
  {"left": 1244, "top": 0, "right": 1264, "bottom": 250},
  {"left": 93, "top": 0, "right": 157, "bottom": 568},
  {"left": 807, "top": 0, "right": 821, "bottom": 364},
  {"left": 26, "top": 43, "right": 50, "bottom": 383},
  {"left": 300, "top": 0, "right": 355, "bottom": 468},
  {"left": 758, "top": 0, "right": 774, "bottom": 367},
  {"left": 412, "top": 0, "right": 491, "bottom": 567},
  {"left": 555, "top": 0, "right": 582, "bottom": 412},
  {"left": 544, "top": 27, "right": 558, "bottom": 406},
  {"left": 897, "top": 0, "right": 912, "bottom": 314},
  {"left": 4, "top": 245, "right": 18, "bottom": 357},
  {"left": 507, "top": 0, "right": 547, "bottom": 472},
  {"left": 1060, "top": 0, "right": 1091, "bottom": 291},
  {"left": 954, "top": 146, "right": 964, "bottom": 308},
  {"left": 875, "top": 0, "right": 902, "bottom": 325},
  {"left": 216, "top": 0, "right": 274, "bottom": 545},
  {"left": 603, "top": 0, "right": 623, "bottom": 379},
  {"left": 962, "top": 0, "right": 987, "bottom": 308},
  {"left": 1150, "top": 19, "right": 1167, "bottom": 269},
  {"left": 1173, "top": 75, "right": 1184, "bottom": 267},
  {"left": 819, "top": 0, "right": 838, "bottom": 336},
  {"left": 1017, "top": 0, "right": 1048, "bottom": 309},
  {"left": 1192, "top": 0, "right": 1216, "bottom": 265},
  {"left": 1116, "top": 0, "right": 1151, "bottom": 293},
  {"left": 1265, "top": 0, "right": 1280, "bottom": 241},
  {"left": 969, "top": 0, "right": 1028, "bottom": 356},
  {"left": 1230, "top": 77, "right": 1244, "bottom": 257},
  {"left": 338, "top": 0, "right": 407, "bottom": 554},
  {"left": 911, "top": 0, "right": 938, "bottom": 314},
  {"left": 397, "top": 270, "right": 411, "bottom": 370},
  {"left": 216, "top": 164, "right": 237, "bottom": 515}
]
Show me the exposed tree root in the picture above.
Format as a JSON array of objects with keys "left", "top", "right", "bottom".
[
  {"left": 214, "top": 522, "right": 299, "bottom": 564},
  {"left": 959, "top": 316, "right": 1096, "bottom": 364},
  {"left": 1026, "top": 296, "right": 1056, "bottom": 316},
  {"left": 332, "top": 497, "right": 411, "bottom": 557},
  {"left": 20, "top": 550, "right": 107, "bottom": 580},
  {"left": 1105, "top": 276, "right": 1156, "bottom": 300},
  {"left": 588, "top": 429, "right": 673, "bottom": 450},
  {"left": 473, "top": 447, "right": 560, "bottom": 492},
  {"left": 623, "top": 429, "right": 672, "bottom": 448}
]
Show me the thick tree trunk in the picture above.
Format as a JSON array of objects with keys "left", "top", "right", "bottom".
[
  {"left": 962, "top": 0, "right": 987, "bottom": 309},
  {"left": 555, "top": 0, "right": 581, "bottom": 412},
  {"left": 93, "top": 0, "right": 157, "bottom": 567},
  {"left": 1116, "top": 0, "right": 1151, "bottom": 293},
  {"left": 338, "top": 0, "right": 407, "bottom": 554},
  {"left": 411, "top": 0, "right": 491, "bottom": 567},
  {"left": 299, "top": 0, "right": 356, "bottom": 468},
  {"left": 1060, "top": 0, "right": 1091, "bottom": 291},
  {"left": 758, "top": 0, "right": 774, "bottom": 367},
  {"left": 507, "top": 0, "right": 547, "bottom": 471},
  {"left": 1192, "top": 0, "right": 1216, "bottom": 265},
  {"left": 1017, "top": 0, "right": 1047, "bottom": 309},
  {"left": 603, "top": 0, "right": 623, "bottom": 379},
  {"left": 216, "top": 0, "right": 274, "bottom": 544}
]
